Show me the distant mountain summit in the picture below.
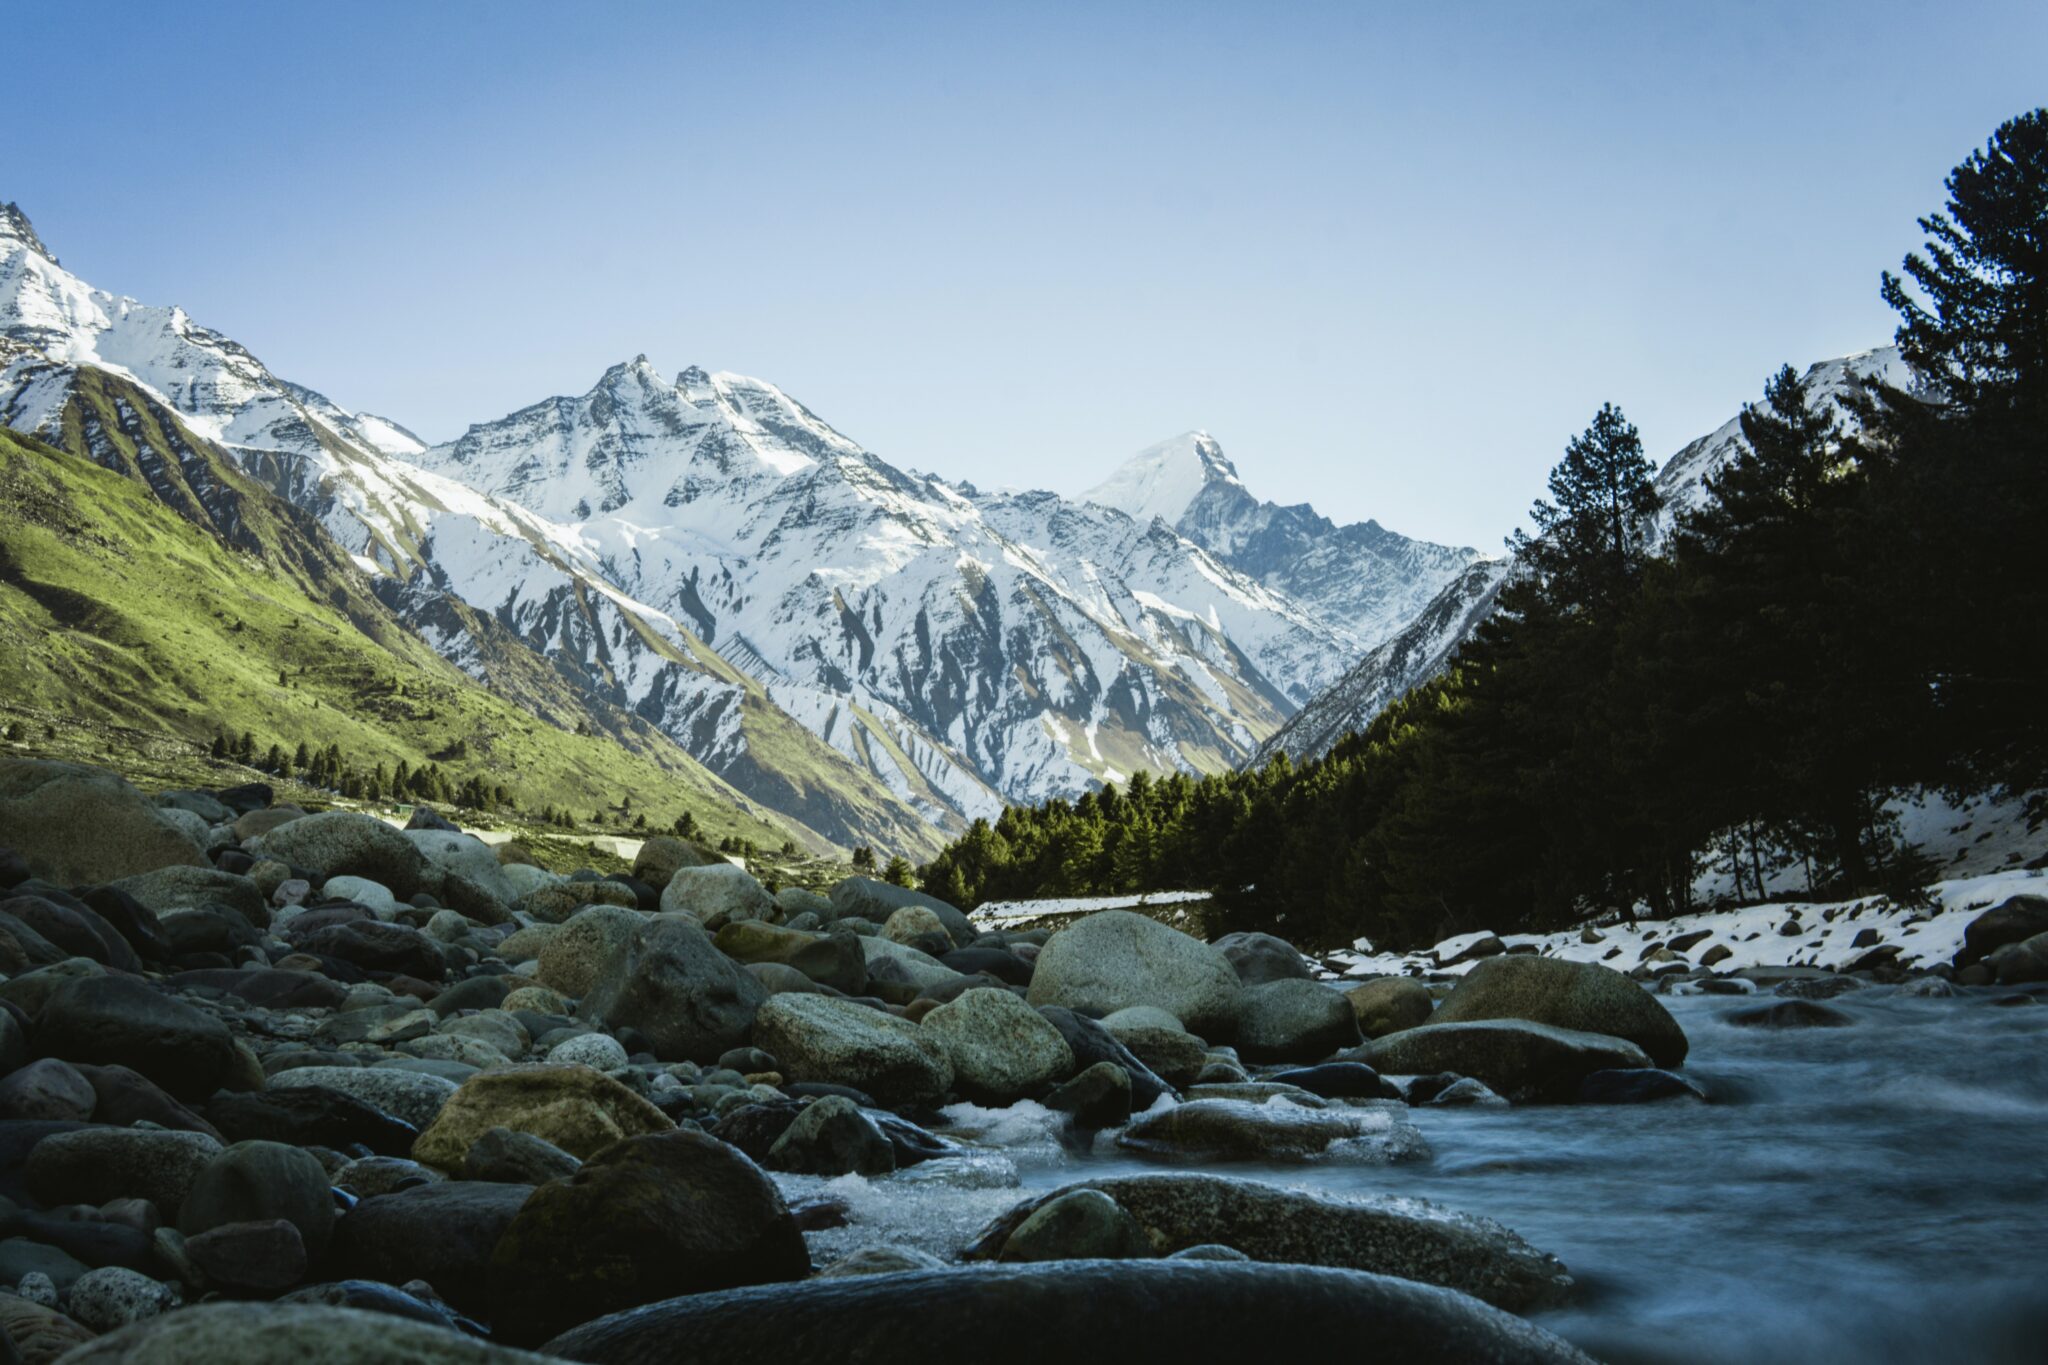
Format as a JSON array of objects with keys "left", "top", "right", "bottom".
[{"left": 1085, "top": 430, "right": 1482, "bottom": 651}]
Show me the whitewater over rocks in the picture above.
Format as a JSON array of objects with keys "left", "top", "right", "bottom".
[{"left": 0, "top": 755, "right": 2041, "bottom": 1360}]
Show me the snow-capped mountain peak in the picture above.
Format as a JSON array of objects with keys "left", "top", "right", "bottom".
[
  {"left": 1084, "top": 429, "right": 1242, "bottom": 526},
  {"left": 0, "top": 203, "right": 56, "bottom": 265}
]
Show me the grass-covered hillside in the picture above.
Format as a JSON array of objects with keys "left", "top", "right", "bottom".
[{"left": 0, "top": 421, "right": 807, "bottom": 852}]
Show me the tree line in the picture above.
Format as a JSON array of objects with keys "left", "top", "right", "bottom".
[{"left": 922, "top": 109, "right": 2048, "bottom": 949}]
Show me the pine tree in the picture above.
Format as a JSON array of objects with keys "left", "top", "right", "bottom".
[
  {"left": 211, "top": 731, "right": 229, "bottom": 759},
  {"left": 1881, "top": 109, "right": 2048, "bottom": 418},
  {"left": 883, "top": 855, "right": 915, "bottom": 888},
  {"left": 1509, "top": 403, "right": 1663, "bottom": 618}
]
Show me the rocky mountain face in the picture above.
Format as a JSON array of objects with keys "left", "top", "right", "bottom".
[
  {"left": 1256, "top": 348, "right": 1918, "bottom": 764},
  {"left": 1083, "top": 431, "right": 1483, "bottom": 662},
  {"left": 0, "top": 201, "right": 1470, "bottom": 847}
]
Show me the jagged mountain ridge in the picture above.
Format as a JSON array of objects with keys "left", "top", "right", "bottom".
[
  {"left": 1256, "top": 348, "right": 1920, "bottom": 764},
  {"left": 1083, "top": 430, "right": 1483, "bottom": 653},
  {"left": 0, "top": 199, "right": 1468, "bottom": 844},
  {"left": 0, "top": 204, "right": 960, "bottom": 855},
  {"left": 409, "top": 359, "right": 1361, "bottom": 805}
]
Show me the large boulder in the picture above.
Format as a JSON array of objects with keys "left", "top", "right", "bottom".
[
  {"left": 1234, "top": 980, "right": 1362, "bottom": 1062},
  {"left": 268, "top": 1066, "right": 459, "bottom": 1130},
  {"left": 413, "top": 1066, "right": 673, "bottom": 1169},
  {"left": 1036, "top": 1005, "right": 1174, "bottom": 1110},
  {"left": 296, "top": 919, "right": 449, "bottom": 981},
  {"left": 406, "top": 829, "right": 517, "bottom": 903},
  {"left": 753, "top": 995, "right": 954, "bottom": 1107},
  {"left": 205, "top": 1086, "right": 419, "bottom": 1156},
  {"left": 1213, "top": 931, "right": 1312, "bottom": 985},
  {"left": 105, "top": 865, "right": 265, "bottom": 922},
  {"left": 1430, "top": 956, "right": 1688, "bottom": 1067},
  {"left": 250, "top": 811, "right": 427, "bottom": 896},
  {"left": 514, "top": 880, "right": 636, "bottom": 925},
  {"left": 540, "top": 1260, "right": 1598, "bottom": 1364},
  {"left": 27, "top": 1126, "right": 222, "bottom": 1217},
  {"left": 964, "top": 1173, "right": 1573, "bottom": 1310},
  {"left": 659, "top": 863, "right": 774, "bottom": 925},
  {"left": 1956, "top": 896, "right": 2048, "bottom": 968},
  {"left": 61, "top": 1299, "right": 561, "bottom": 1363},
  {"left": 0, "top": 760, "right": 207, "bottom": 884},
  {"left": 1027, "top": 911, "right": 1243, "bottom": 1039},
  {"left": 1117, "top": 1098, "right": 1429, "bottom": 1164},
  {"left": 764, "top": 1094, "right": 896, "bottom": 1176},
  {"left": 857, "top": 935, "right": 958, "bottom": 991},
  {"left": 1344, "top": 976, "right": 1435, "bottom": 1038},
  {"left": 179, "top": 1139, "right": 338, "bottom": 1260},
  {"left": 921, "top": 987, "right": 1075, "bottom": 1104},
  {"left": 36, "top": 975, "right": 243, "bottom": 1100},
  {"left": 487, "top": 1129, "right": 809, "bottom": 1345},
  {"left": 713, "top": 920, "right": 868, "bottom": 994},
  {"left": 578, "top": 916, "right": 765, "bottom": 1063},
  {"left": 631, "top": 835, "right": 715, "bottom": 889},
  {"left": 535, "top": 905, "right": 644, "bottom": 998},
  {"left": 974, "top": 1178, "right": 1564, "bottom": 1309},
  {"left": 1358, "top": 1020, "right": 1653, "bottom": 1102},
  {"left": 827, "top": 878, "right": 974, "bottom": 947},
  {"left": 333, "top": 1181, "right": 531, "bottom": 1314},
  {"left": 1987, "top": 930, "right": 2048, "bottom": 984}
]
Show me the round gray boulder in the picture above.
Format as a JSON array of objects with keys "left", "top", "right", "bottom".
[
  {"left": 921, "top": 987, "right": 1075, "bottom": 1104},
  {"left": 1430, "top": 955, "right": 1689, "bottom": 1066},
  {"left": 578, "top": 915, "right": 766, "bottom": 1063},
  {"left": 1234, "top": 979, "right": 1362, "bottom": 1063},
  {"left": 753, "top": 994, "right": 953, "bottom": 1107},
  {"left": 1027, "top": 911, "right": 1242, "bottom": 1040}
]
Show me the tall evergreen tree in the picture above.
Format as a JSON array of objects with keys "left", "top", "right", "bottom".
[
  {"left": 1881, "top": 108, "right": 2048, "bottom": 418},
  {"left": 1509, "top": 403, "right": 1664, "bottom": 617}
]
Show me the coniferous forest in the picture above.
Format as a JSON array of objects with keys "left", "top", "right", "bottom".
[{"left": 923, "top": 109, "right": 2048, "bottom": 949}]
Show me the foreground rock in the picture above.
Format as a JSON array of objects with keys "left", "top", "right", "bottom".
[
  {"left": 59, "top": 1301, "right": 564, "bottom": 1362},
  {"left": 541, "top": 1261, "right": 1597, "bottom": 1363},
  {"left": 1357, "top": 1020, "right": 1652, "bottom": 1103},
  {"left": 1118, "top": 1098, "right": 1429, "bottom": 1164},
  {"left": 1430, "top": 955, "right": 1689, "bottom": 1066},
  {"left": 488, "top": 1129, "right": 808, "bottom": 1345},
  {"left": 965, "top": 1172, "right": 1574, "bottom": 1310},
  {"left": 1026, "top": 910, "right": 1242, "bottom": 1038}
]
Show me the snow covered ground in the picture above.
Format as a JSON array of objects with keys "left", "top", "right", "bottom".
[
  {"left": 1327, "top": 867, "right": 2046, "bottom": 979},
  {"left": 972, "top": 890, "right": 1215, "bottom": 924}
]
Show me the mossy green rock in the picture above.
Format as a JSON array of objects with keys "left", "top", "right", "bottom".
[
  {"left": 412, "top": 1065, "right": 672, "bottom": 1170},
  {"left": 0, "top": 759, "right": 207, "bottom": 884}
]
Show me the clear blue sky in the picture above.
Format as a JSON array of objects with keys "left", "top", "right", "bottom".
[{"left": 11, "top": 1, "right": 2044, "bottom": 548}]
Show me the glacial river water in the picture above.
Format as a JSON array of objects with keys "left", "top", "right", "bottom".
[{"left": 787, "top": 987, "right": 2048, "bottom": 1365}]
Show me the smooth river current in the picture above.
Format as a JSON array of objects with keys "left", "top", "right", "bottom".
[{"left": 785, "top": 987, "right": 2048, "bottom": 1365}]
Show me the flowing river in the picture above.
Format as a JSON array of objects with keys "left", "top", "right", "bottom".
[{"left": 785, "top": 986, "right": 2048, "bottom": 1365}]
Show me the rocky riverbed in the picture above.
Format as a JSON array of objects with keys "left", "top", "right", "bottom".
[{"left": 0, "top": 757, "right": 2042, "bottom": 1362}]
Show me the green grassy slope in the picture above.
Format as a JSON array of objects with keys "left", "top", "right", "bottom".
[
  {"left": 15, "top": 368, "right": 950, "bottom": 860},
  {"left": 0, "top": 422, "right": 804, "bottom": 851}
]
